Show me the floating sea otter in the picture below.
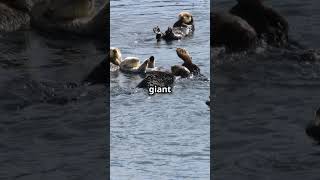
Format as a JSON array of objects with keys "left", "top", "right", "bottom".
[
  {"left": 212, "top": 12, "right": 258, "bottom": 51},
  {"left": 230, "top": 0, "right": 289, "bottom": 47},
  {"left": 0, "top": 0, "right": 35, "bottom": 32},
  {"left": 30, "top": 0, "right": 109, "bottom": 37},
  {"left": 137, "top": 48, "right": 202, "bottom": 89},
  {"left": 83, "top": 47, "right": 152, "bottom": 85},
  {"left": 153, "top": 12, "right": 194, "bottom": 41},
  {"left": 306, "top": 108, "right": 320, "bottom": 142},
  {"left": 108, "top": 47, "right": 155, "bottom": 74}
]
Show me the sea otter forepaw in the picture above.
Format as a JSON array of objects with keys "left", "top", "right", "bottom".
[{"left": 153, "top": 26, "right": 161, "bottom": 34}]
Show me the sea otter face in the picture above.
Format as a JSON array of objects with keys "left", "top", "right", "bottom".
[
  {"left": 178, "top": 12, "right": 193, "bottom": 25},
  {"left": 109, "top": 47, "right": 122, "bottom": 66}
]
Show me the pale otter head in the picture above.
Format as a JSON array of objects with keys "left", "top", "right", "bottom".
[
  {"left": 178, "top": 12, "right": 193, "bottom": 25},
  {"left": 176, "top": 48, "right": 193, "bottom": 64},
  {"left": 171, "top": 65, "right": 190, "bottom": 78},
  {"left": 109, "top": 47, "right": 122, "bottom": 66},
  {"left": 147, "top": 56, "right": 155, "bottom": 68}
]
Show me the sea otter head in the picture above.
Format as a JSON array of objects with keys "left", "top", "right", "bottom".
[
  {"left": 178, "top": 12, "right": 194, "bottom": 25},
  {"left": 109, "top": 47, "right": 122, "bottom": 66},
  {"left": 176, "top": 48, "right": 193, "bottom": 64}
]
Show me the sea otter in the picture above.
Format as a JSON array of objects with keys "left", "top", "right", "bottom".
[
  {"left": 153, "top": 12, "right": 194, "bottom": 41},
  {"left": 137, "top": 48, "right": 203, "bottom": 89},
  {"left": 0, "top": 0, "right": 34, "bottom": 32},
  {"left": 306, "top": 108, "right": 320, "bottom": 142},
  {"left": 211, "top": 12, "right": 258, "bottom": 51},
  {"left": 108, "top": 47, "right": 158, "bottom": 73},
  {"left": 176, "top": 48, "right": 201, "bottom": 75},
  {"left": 30, "top": 0, "right": 109, "bottom": 37},
  {"left": 230, "top": 0, "right": 289, "bottom": 47}
]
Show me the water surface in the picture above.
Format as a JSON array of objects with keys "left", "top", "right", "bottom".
[
  {"left": 213, "top": 1, "right": 320, "bottom": 179},
  {"left": 110, "top": 0, "right": 210, "bottom": 179},
  {"left": 0, "top": 1, "right": 108, "bottom": 179}
]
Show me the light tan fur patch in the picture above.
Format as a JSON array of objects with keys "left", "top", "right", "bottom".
[{"left": 178, "top": 12, "right": 193, "bottom": 24}]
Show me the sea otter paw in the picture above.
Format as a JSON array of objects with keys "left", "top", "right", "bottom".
[
  {"left": 153, "top": 26, "right": 161, "bottom": 34},
  {"left": 153, "top": 26, "right": 163, "bottom": 40}
]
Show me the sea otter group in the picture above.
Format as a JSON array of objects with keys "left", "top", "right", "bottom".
[{"left": 84, "top": 10, "right": 205, "bottom": 96}]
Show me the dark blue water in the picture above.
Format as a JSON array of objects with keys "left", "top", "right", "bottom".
[
  {"left": 0, "top": 1, "right": 108, "bottom": 179},
  {"left": 110, "top": 0, "right": 210, "bottom": 179},
  {"left": 213, "top": 0, "right": 320, "bottom": 179}
]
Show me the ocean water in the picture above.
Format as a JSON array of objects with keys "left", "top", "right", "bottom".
[
  {"left": 110, "top": 0, "right": 210, "bottom": 179},
  {"left": 0, "top": 1, "right": 108, "bottom": 179},
  {"left": 213, "top": 0, "right": 320, "bottom": 179}
]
